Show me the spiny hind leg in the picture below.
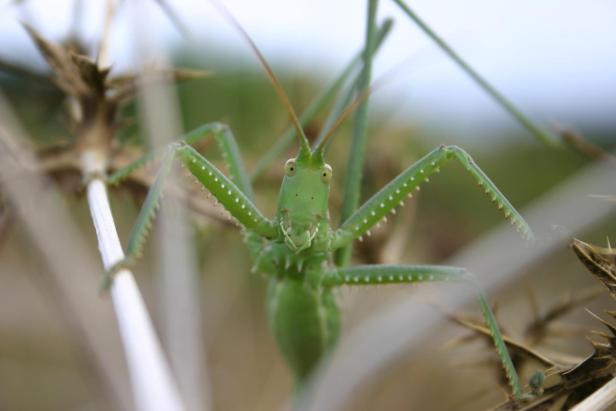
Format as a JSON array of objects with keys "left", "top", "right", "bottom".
[
  {"left": 330, "top": 145, "right": 533, "bottom": 249},
  {"left": 323, "top": 264, "right": 522, "bottom": 399}
]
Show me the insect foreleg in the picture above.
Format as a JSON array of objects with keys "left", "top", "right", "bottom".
[
  {"left": 330, "top": 145, "right": 533, "bottom": 249},
  {"left": 323, "top": 264, "right": 523, "bottom": 398},
  {"left": 108, "top": 122, "right": 254, "bottom": 197},
  {"left": 107, "top": 124, "right": 211, "bottom": 185},
  {"left": 177, "top": 143, "right": 275, "bottom": 236},
  {"left": 103, "top": 141, "right": 275, "bottom": 287}
]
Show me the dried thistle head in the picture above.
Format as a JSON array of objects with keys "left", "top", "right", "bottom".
[
  {"left": 21, "top": 24, "right": 209, "bottom": 156},
  {"left": 492, "top": 238, "right": 616, "bottom": 410},
  {"left": 0, "top": 20, "right": 226, "bottom": 228}
]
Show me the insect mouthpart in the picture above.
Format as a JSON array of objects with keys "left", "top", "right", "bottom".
[{"left": 279, "top": 219, "right": 318, "bottom": 253}]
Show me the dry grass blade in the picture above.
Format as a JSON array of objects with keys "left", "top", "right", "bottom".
[
  {"left": 558, "top": 127, "right": 616, "bottom": 164},
  {"left": 570, "top": 377, "right": 616, "bottom": 411},
  {"left": 584, "top": 309, "right": 616, "bottom": 337},
  {"left": 571, "top": 238, "right": 616, "bottom": 297},
  {"left": 449, "top": 314, "right": 558, "bottom": 368},
  {"left": 494, "top": 240, "right": 616, "bottom": 410},
  {"left": 525, "top": 288, "right": 604, "bottom": 345}
]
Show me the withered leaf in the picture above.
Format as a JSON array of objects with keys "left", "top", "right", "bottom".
[
  {"left": 21, "top": 23, "right": 88, "bottom": 96},
  {"left": 69, "top": 53, "right": 110, "bottom": 97},
  {"left": 449, "top": 314, "right": 557, "bottom": 368},
  {"left": 525, "top": 288, "right": 603, "bottom": 345},
  {"left": 571, "top": 238, "right": 616, "bottom": 298}
]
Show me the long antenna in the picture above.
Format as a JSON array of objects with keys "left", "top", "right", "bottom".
[
  {"left": 314, "top": 53, "right": 424, "bottom": 156},
  {"left": 313, "top": 87, "right": 370, "bottom": 156},
  {"left": 211, "top": 1, "right": 312, "bottom": 155}
]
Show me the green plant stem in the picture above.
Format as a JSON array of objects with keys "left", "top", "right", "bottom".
[
  {"left": 312, "top": 18, "right": 393, "bottom": 149},
  {"left": 392, "top": 0, "right": 558, "bottom": 147},
  {"left": 335, "top": 0, "right": 379, "bottom": 267}
]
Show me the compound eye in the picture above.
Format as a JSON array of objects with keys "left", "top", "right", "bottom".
[
  {"left": 321, "top": 164, "right": 332, "bottom": 183},
  {"left": 284, "top": 159, "right": 297, "bottom": 176}
]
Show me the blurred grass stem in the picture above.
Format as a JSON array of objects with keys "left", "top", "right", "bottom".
[
  {"left": 131, "top": 1, "right": 211, "bottom": 410},
  {"left": 335, "top": 0, "right": 379, "bottom": 267},
  {"left": 392, "top": 0, "right": 557, "bottom": 146}
]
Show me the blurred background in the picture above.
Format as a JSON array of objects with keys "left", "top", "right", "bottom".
[{"left": 0, "top": 0, "right": 615, "bottom": 410}]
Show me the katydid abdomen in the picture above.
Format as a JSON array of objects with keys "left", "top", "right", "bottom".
[{"left": 267, "top": 277, "right": 340, "bottom": 381}]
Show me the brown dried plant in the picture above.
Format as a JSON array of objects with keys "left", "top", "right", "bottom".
[
  {"left": 486, "top": 239, "right": 616, "bottom": 410},
  {"left": 0, "top": 19, "right": 237, "bottom": 234},
  {"left": 444, "top": 237, "right": 616, "bottom": 409}
]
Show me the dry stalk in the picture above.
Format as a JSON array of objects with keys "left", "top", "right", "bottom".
[
  {"left": 570, "top": 377, "right": 616, "bottom": 411},
  {"left": 82, "top": 150, "right": 185, "bottom": 411},
  {"left": 15, "top": 17, "right": 189, "bottom": 411}
]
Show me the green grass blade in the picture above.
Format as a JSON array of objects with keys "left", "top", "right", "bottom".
[
  {"left": 312, "top": 18, "right": 393, "bottom": 148},
  {"left": 392, "top": 0, "right": 558, "bottom": 147},
  {"left": 335, "top": 0, "right": 380, "bottom": 267}
]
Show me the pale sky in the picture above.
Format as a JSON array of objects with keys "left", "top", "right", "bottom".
[{"left": 1, "top": 0, "right": 615, "bottom": 141}]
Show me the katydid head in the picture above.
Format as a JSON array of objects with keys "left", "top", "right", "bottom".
[
  {"left": 277, "top": 151, "right": 332, "bottom": 252},
  {"left": 212, "top": 0, "right": 345, "bottom": 251}
]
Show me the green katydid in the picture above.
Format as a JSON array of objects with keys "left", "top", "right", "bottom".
[{"left": 104, "top": 1, "right": 537, "bottom": 400}]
